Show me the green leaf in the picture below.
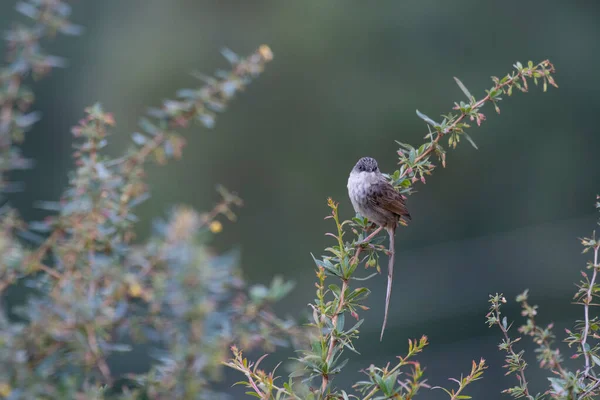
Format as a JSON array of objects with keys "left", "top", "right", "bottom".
[
  {"left": 395, "top": 141, "right": 415, "bottom": 150},
  {"left": 463, "top": 132, "right": 478, "bottom": 150},
  {"left": 548, "top": 377, "right": 567, "bottom": 396},
  {"left": 336, "top": 313, "right": 345, "bottom": 331},
  {"left": 311, "top": 253, "right": 341, "bottom": 277},
  {"left": 383, "top": 370, "right": 399, "bottom": 394},
  {"left": 289, "top": 369, "right": 306, "bottom": 378},
  {"left": 347, "top": 319, "right": 364, "bottom": 332},
  {"left": 416, "top": 109, "right": 439, "bottom": 127},
  {"left": 583, "top": 342, "right": 591, "bottom": 352},
  {"left": 328, "top": 284, "right": 341, "bottom": 297},
  {"left": 138, "top": 117, "right": 159, "bottom": 135},
  {"left": 454, "top": 77, "right": 473, "bottom": 101},
  {"left": 345, "top": 287, "right": 370, "bottom": 302},
  {"left": 351, "top": 272, "right": 378, "bottom": 281},
  {"left": 408, "top": 148, "right": 416, "bottom": 163},
  {"left": 221, "top": 47, "right": 240, "bottom": 64},
  {"left": 330, "top": 358, "right": 349, "bottom": 373},
  {"left": 432, "top": 386, "right": 453, "bottom": 396}
]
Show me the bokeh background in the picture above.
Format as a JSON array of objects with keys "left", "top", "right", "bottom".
[{"left": 2, "top": 0, "right": 600, "bottom": 398}]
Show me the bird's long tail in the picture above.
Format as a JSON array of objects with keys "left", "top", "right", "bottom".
[{"left": 380, "top": 227, "right": 395, "bottom": 341}]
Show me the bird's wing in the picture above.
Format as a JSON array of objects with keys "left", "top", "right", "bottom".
[{"left": 368, "top": 181, "right": 411, "bottom": 220}]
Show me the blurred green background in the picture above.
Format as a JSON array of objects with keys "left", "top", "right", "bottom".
[{"left": 2, "top": 0, "right": 600, "bottom": 397}]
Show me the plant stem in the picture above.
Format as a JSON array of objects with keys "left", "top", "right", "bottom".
[
  {"left": 582, "top": 245, "right": 600, "bottom": 376},
  {"left": 0, "top": 75, "right": 20, "bottom": 136},
  {"left": 85, "top": 324, "right": 112, "bottom": 384},
  {"left": 321, "top": 278, "right": 348, "bottom": 394},
  {"left": 494, "top": 307, "right": 530, "bottom": 397}
]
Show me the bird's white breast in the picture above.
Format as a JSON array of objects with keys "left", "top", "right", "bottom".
[{"left": 347, "top": 171, "right": 379, "bottom": 215}]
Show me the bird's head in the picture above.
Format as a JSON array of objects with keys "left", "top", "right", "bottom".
[{"left": 352, "top": 157, "right": 379, "bottom": 173}]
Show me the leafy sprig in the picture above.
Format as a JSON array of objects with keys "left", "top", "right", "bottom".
[
  {"left": 390, "top": 60, "right": 557, "bottom": 194},
  {"left": 487, "top": 294, "right": 534, "bottom": 399},
  {"left": 432, "top": 359, "right": 487, "bottom": 400}
]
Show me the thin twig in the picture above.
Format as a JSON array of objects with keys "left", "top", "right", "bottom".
[
  {"left": 0, "top": 75, "right": 20, "bottom": 137},
  {"left": 582, "top": 245, "right": 600, "bottom": 376},
  {"left": 24, "top": 229, "right": 64, "bottom": 279},
  {"left": 494, "top": 306, "right": 531, "bottom": 398},
  {"left": 36, "top": 262, "right": 62, "bottom": 279},
  {"left": 580, "top": 380, "right": 600, "bottom": 400},
  {"left": 85, "top": 324, "right": 112, "bottom": 384},
  {"left": 321, "top": 278, "right": 348, "bottom": 394},
  {"left": 116, "top": 133, "right": 165, "bottom": 219}
]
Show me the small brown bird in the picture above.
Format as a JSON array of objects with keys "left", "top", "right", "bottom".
[{"left": 347, "top": 157, "right": 411, "bottom": 340}]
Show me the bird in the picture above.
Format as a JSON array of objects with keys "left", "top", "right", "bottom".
[{"left": 347, "top": 156, "right": 411, "bottom": 340}]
